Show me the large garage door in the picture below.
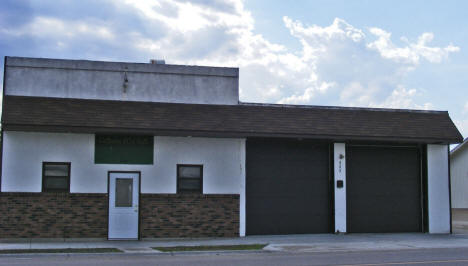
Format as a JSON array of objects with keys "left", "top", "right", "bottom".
[
  {"left": 246, "top": 139, "right": 331, "bottom": 235},
  {"left": 347, "top": 145, "right": 422, "bottom": 233}
]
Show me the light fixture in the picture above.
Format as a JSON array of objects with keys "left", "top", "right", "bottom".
[{"left": 123, "top": 71, "right": 129, "bottom": 93}]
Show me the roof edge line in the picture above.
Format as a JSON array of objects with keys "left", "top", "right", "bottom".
[
  {"left": 2, "top": 124, "right": 462, "bottom": 143},
  {"left": 5, "top": 56, "right": 239, "bottom": 78},
  {"left": 3, "top": 95, "right": 452, "bottom": 113},
  {"left": 239, "top": 101, "right": 448, "bottom": 114}
]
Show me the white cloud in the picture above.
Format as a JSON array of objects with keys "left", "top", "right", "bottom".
[
  {"left": 3, "top": 17, "right": 115, "bottom": 41},
  {"left": 275, "top": 17, "right": 459, "bottom": 108},
  {"left": 367, "top": 28, "right": 459, "bottom": 64},
  {"left": 284, "top": 17, "right": 365, "bottom": 45},
  {"left": 454, "top": 119, "right": 468, "bottom": 139},
  {"left": 0, "top": 0, "right": 459, "bottom": 110},
  {"left": 369, "top": 86, "right": 433, "bottom": 110},
  {"left": 278, "top": 81, "right": 336, "bottom": 104},
  {"left": 454, "top": 104, "right": 468, "bottom": 140}
]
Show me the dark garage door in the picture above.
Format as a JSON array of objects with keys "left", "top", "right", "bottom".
[
  {"left": 246, "top": 139, "right": 331, "bottom": 235},
  {"left": 347, "top": 146, "right": 422, "bottom": 233}
]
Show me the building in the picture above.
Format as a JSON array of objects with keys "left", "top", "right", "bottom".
[
  {"left": 0, "top": 56, "right": 463, "bottom": 239},
  {"left": 451, "top": 138, "right": 468, "bottom": 210}
]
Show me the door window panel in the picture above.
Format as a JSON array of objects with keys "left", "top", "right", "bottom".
[{"left": 115, "top": 178, "right": 133, "bottom": 207}]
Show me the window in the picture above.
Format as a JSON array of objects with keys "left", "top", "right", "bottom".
[
  {"left": 177, "top": 165, "right": 203, "bottom": 194},
  {"left": 42, "top": 162, "right": 70, "bottom": 192},
  {"left": 115, "top": 178, "right": 133, "bottom": 207}
]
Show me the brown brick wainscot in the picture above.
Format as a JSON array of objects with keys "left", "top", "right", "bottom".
[
  {"left": 140, "top": 194, "right": 239, "bottom": 238},
  {"left": 0, "top": 193, "right": 239, "bottom": 238},
  {"left": 0, "top": 193, "right": 108, "bottom": 238}
]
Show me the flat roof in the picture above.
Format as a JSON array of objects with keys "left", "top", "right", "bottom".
[
  {"left": 240, "top": 102, "right": 447, "bottom": 114},
  {"left": 5, "top": 56, "right": 239, "bottom": 77}
]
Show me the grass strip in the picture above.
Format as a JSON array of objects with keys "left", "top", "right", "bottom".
[
  {"left": 0, "top": 248, "right": 122, "bottom": 254},
  {"left": 153, "top": 244, "right": 267, "bottom": 252}
]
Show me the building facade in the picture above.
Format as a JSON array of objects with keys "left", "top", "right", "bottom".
[
  {"left": 451, "top": 139, "right": 468, "bottom": 209},
  {"left": 0, "top": 57, "right": 463, "bottom": 239}
]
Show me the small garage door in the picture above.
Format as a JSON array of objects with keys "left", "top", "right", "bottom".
[
  {"left": 246, "top": 139, "right": 331, "bottom": 235},
  {"left": 347, "top": 145, "right": 422, "bottom": 233}
]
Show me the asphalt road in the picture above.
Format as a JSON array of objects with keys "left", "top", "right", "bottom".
[{"left": 2, "top": 248, "right": 468, "bottom": 266}]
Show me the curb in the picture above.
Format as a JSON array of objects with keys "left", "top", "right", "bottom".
[{"left": 0, "top": 248, "right": 271, "bottom": 257}]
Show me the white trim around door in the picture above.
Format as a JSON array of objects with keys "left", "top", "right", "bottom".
[{"left": 108, "top": 171, "right": 140, "bottom": 240}]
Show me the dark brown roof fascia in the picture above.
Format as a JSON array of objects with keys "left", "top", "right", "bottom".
[{"left": 2, "top": 124, "right": 459, "bottom": 144}]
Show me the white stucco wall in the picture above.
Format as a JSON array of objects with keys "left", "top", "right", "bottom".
[
  {"left": 451, "top": 146, "right": 468, "bottom": 208},
  {"left": 334, "top": 143, "right": 346, "bottom": 233},
  {"left": 427, "top": 144, "right": 451, "bottom": 233},
  {"left": 1, "top": 132, "right": 245, "bottom": 195},
  {"left": 2, "top": 131, "right": 247, "bottom": 236}
]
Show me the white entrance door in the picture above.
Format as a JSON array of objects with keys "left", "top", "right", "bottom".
[{"left": 108, "top": 172, "right": 139, "bottom": 239}]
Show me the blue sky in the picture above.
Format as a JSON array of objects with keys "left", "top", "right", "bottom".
[{"left": 1, "top": 0, "right": 467, "bottom": 139}]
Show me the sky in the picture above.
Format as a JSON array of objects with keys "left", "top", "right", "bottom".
[{"left": 0, "top": 0, "right": 467, "bottom": 139}]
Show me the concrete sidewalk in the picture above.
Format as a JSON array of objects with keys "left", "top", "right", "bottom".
[{"left": 2, "top": 233, "right": 468, "bottom": 254}]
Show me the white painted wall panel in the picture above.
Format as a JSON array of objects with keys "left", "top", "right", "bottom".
[
  {"left": 451, "top": 147, "right": 468, "bottom": 208},
  {"left": 334, "top": 143, "right": 347, "bottom": 233},
  {"left": 1, "top": 132, "right": 245, "bottom": 196},
  {"left": 239, "top": 139, "right": 246, "bottom": 237},
  {"left": 427, "top": 144, "right": 451, "bottom": 233},
  {"left": 153, "top": 136, "right": 245, "bottom": 194}
]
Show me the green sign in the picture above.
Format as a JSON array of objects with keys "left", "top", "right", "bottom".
[{"left": 95, "top": 135, "right": 154, "bottom": 164}]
